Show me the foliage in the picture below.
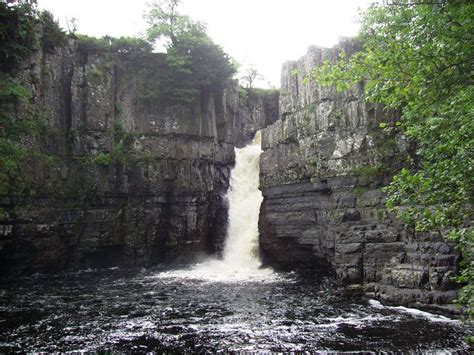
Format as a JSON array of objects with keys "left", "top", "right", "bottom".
[
  {"left": 0, "top": 73, "right": 49, "bottom": 202},
  {"left": 0, "top": 3, "right": 66, "bottom": 70},
  {"left": 76, "top": 35, "right": 152, "bottom": 55},
  {"left": 110, "top": 121, "right": 137, "bottom": 164},
  {"left": 93, "top": 153, "right": 113, "bottom": 166},
  {"left": 145, "top": 0, "right": 204, "bottom": 48},
  {"left": 354, "top": 186, "right": 368, "bottom": 197},
  {"left": 39, "top": 10, "right": 67, "bottom": 53},
  {"left": 239, "top": 64, "right": 263, "bottom": 89},
  {"left": 145, "top": 0, "right": 236, "bottom": 102},
  {"left": 75, "top": 34, "right": 110, "bottom": 53},
  {"left": 110, "top": 36, "right": 153, "bottom": 55},
  {"left": 314, "top": 1, "right": 473, "bottom": 315},
  {"left": 238, "top": 86, "right": 279, "bottom": 107},
  {"left": 350, "top": 164, "right": 385, "bottom": 180},
  {"left": 249, "top": 87, "right": 280, "bottom": 98},
  {"left": 0, "top": 3, "right": 158, "bottom": 212},
  {"left": 0, "top": 3, "right": 36, "bottom": 203},
  {"left": 65, "top": 16, "right": 78, "bottom": 35},
  {"left": 0, "top": 2, "right": 36, "bottom": 72},
  {"left": 0, "top": 2, "right": 64, "bottom": 212}
]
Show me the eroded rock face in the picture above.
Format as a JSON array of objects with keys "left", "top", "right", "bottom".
[
  {"left": 0, "top": 40, "right": 278, "bottom": 275},
  {"left": 259, "top": 39, "right": 460, "bottom": 308}
]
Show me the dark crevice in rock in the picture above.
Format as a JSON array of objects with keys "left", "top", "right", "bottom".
[{"left": 61, "top": 50, "right": 74, "bottom": 156}]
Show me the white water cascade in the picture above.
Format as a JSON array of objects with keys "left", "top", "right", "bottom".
[
  {"left": 156, "top": 131, "right": 278, "bottom": 282},
  {"left": 222, "top": 131, "right": 263, "bottom": 270}
]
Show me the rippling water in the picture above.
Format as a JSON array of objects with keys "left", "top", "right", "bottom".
[{"left": 0, "top": 265, "right": 472, "bottom": 353}]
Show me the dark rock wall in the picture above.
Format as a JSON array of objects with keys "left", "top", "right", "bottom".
[
  {"left": 227, "top": 87, "right": 279, "bottom": 148},
  {"left": 259, "top": 39, "right": 460, "bottom": 308},
  {"left": 0, "top": 40, "right": 278, "bottom": 275},
  {"left": 2, "top": 33, "right": 458, "bottom": 309}
]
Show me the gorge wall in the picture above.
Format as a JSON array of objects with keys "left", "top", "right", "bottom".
[
  {"left": 259, "top": 39, "right": 460, "bottom": 310},
  {"left": 0, "top": 38, "right": 278, "bottom": 275},
  {"left": 0, "top": 26, "right": 462, "bottom": 311}
]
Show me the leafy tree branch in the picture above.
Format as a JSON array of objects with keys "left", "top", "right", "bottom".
[{"left": 314, "top": 0, "right": 473, "bottom": 319}]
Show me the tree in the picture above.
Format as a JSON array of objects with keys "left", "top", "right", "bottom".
[
  {"left": 144, "top": 0, "right": 235, "bottom": 100},
  {"left": 239, "top": 64, "right": 263, "bottom": 89},
  {"left": 314, "top": 0, "right": 473, "bottom": 318},
  {"left": 145, "top": 0, "right": 206, "bottom": 48}
]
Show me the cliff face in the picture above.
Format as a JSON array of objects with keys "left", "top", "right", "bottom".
[
  {"left": 0, "top": 31, "right": 460, "bottom": 309},
  {"left": 0, "top": 39, "right": 278, "bottom": 274},
  {"left": 259, "top": 40, "right": 460, "bottom": 308}
]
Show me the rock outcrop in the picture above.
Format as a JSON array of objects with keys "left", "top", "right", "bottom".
[
  {"left": 0, "top": 39, "right": 278, "bottom": 275},
  {"left": 259, "top": 39, "right": 460, "bottom": 308},
  {"left": 0, "top": 29, "right": 461, "bottom": 311}
]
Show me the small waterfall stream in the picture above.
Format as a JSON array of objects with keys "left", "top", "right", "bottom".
[
  {"left": 222, "top": 131, "right": 263, "bottom": 270},
  {"left": 157, "top": 131, "right": 276, "bottom": 281}
]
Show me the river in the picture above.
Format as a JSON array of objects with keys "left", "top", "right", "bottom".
[{"left": 0, "top": 133, "right": 471, "bottom": 353}]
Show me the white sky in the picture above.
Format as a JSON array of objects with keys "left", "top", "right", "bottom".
[{"left": 38, "top": 0, "right": 376, "bottom": 87}]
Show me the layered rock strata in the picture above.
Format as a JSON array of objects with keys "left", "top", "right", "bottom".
[
  {"left": 259, "top": 40, "right": 460, "bottom": 308},
  {"left": 0, "top": 39, "right": 278, "bottom": 274}
]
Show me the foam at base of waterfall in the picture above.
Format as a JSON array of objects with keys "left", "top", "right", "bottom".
[
  {"left": 152, "top": 258, "right": 286, "bottom": 283},
  {"left": 154, "top": 132, "right": 272, "bottom": 283}
]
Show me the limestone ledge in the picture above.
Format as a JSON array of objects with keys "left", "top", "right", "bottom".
[
  {"left": 258, "top": 39, "right": 460, "bottom": 308},
  {"left": 0, "top": 36, "right": 279, "bottom": 275}
]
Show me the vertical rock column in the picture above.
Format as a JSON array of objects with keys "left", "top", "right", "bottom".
[{"left": 259, "top": 39, "right": 460, "bottom": 308}]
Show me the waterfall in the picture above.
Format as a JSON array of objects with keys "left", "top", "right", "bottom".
[
  {"left": 157, "top": 131, "right": 276, "bottom": 281},
  {"left": 222, "top": 131, "right": 263, "bottom": 270}
]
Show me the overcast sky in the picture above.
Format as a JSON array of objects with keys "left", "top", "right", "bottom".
[{"left": 38, "top": 0, "right": 376, "bottom": 87}]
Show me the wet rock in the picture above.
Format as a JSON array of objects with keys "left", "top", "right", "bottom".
[
  {"left": 0, "top": 36, "right": 279, "bottom": 275},
  {"left": 259, "top": 39, "right": 461, "bottom": 307}
]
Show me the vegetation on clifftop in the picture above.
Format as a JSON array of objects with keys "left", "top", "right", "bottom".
[
  {"left": 68, "top": 0, "right": 237, "bottom": 107},
  {"left": 0, "top": 0, "right": 239, "bottom": 209},
  {"left": 314, "top": 0, "right": 473, "bottom": 319},
  {"left": 144, "top": 0, "right": 236, "bottom": 103},
  {"left": 0, "top": 2, "right": 65, "bottom": 211}
]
